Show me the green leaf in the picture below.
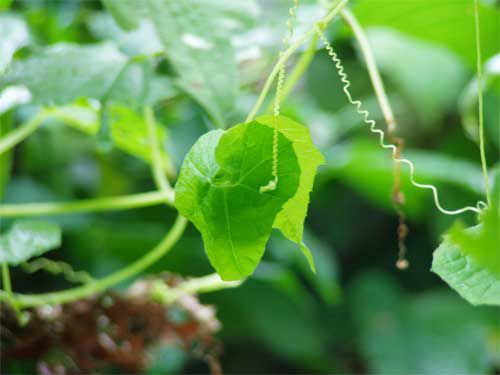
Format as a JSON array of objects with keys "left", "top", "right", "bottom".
[
  {"left": 257, "top": 115, "right": 325, "bottom": 272},
  {"left": 354, "top": 0, "right": 500, "bottom": 67},
  {"left": 0, "top": 14, "right": 29, "bottom": 74},
  {"left": 0, "top": 220, "right": 61, "bottom": 265},
  {"left": 0, "top": 43, "right": 127, "bottom": 105},
  {"left": 144, "top": 0, "right": 238, "bottom": 127},
  {"left": 432, "top": 204, "right": 500, "bottom": 305},
  {"left": 175, "top": 120, "right": 301, "bottom": 280}
]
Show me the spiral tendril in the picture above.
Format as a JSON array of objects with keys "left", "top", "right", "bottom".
[
  {"left": 315, "top": 25, "right": 486, "bottom": 216},
  {"left": 261, "top": 0, "right": 299, "bottom": 193},
  {"left": 21, "top": 258, "right": 95, "bottom": 284}
]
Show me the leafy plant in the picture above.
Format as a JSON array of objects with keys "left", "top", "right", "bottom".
[{"left": 0, "top": 0, "right": 498, "bottom": 373}]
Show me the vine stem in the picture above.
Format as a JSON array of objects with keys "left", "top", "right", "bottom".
[
  {"left": 0, "top": 110, "right": 48, "bottom": 155},
  {"left": 144, "top": 105, "right": 172, "bottom": 193},
  {"left": 474, "top": 0, "right": 491, "bottom": 206},
  {"left": 152, "top": 273, "right": 243, "bottom": 305},
  {"left": 2, "top": 215, "right": 187, "bottom": 308},
  {"left": 265, "top": 32, "right": 319, "bottom": 114},
  {"left": 246, "top": 0, "right": 349, "bottom": 122},
  {"left": 0, "top": 190, "right": 173, "bottom": 217},
  {"left": 340, "top": 9, "right": 396, "bottom": 132}
]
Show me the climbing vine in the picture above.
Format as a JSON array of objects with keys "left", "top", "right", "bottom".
[{"left": 0, "top": 0, "right": 498, "bottom": 338}]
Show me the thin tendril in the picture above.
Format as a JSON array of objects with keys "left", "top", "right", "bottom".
[
  {"left": 260, "top": 0, "right": 299, "bottom": 193},
  {"left": 315, "top": 25, "right": 486, "bottom": 216},
  {"left": 21, "top": 258, "right": 95, "bottom": 284}
]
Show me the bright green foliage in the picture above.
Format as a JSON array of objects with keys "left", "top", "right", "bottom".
[
  {"left": 175, "top": 120, "right": 302, "bottom": 280},
  {"left": 0, "top": 43, "right": 128, "bottom": 104},
  {"left": 258, "top": 115, "right": 325, "bottom": 272},
  {"left": 0, "top": 220, "right": 61, "bottom": 265},
  {"left": 355, "top": 0, "right": 500, "bottom": 66}
]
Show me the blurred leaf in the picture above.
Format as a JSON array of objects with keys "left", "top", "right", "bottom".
[
  {"left": 175, "top": 120, "right": 300, "bottom": 280},
  {"left": 0, "top": 14, "right": 29, "bottom": 73},
  {"left": 365, "top": 28, "right": 468, "bottom": 127},
  {"left": 0, "top": 220, "right": 61, "bottom": 265},
  {"left": 460, "top": 53, "right": 500, "bottom": 146},
  {"left": 0, "top": 43, "right": 127, "bottom": 105},
  {"left": 144, "top": 0, "right": 238, "bottom": 127},
  {"left": 354, "top": 0, "right": 500, "bottom": 66},
  {"left": 350, "top": 271, "right": 492, "bottom": 373},
  {"left": 46, "top": 102, "right": 173, "bottom": 172},
  {"left": 322, "top": 140, "right": 484, "bottom": 217}
]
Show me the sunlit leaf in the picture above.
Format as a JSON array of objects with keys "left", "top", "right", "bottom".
[{"left": 175, "top": 120, "right": 301, "bottom": 280}]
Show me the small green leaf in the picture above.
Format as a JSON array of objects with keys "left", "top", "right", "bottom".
[
  {"left": 0, "top": 220, "right": 61, "bottom": 265},
  {"left": 175, "top": 120, "right": 301, "bottom": 280},
  {"left": 432, "top": 171, "right": 500, "bottom": 305},
  {"left": 432, "top": 204, "right": 500, "bottom": 306},
  {"left": 256, "top": 115, "right": 325, "bottom": 272}
]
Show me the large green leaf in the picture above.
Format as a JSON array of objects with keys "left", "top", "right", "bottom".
[
  {"left": 0, "top": 220, "right": 61, "bottom": 265},
  {"left": 175, "top": 120, "right": 301, "bottom": 280},
  {"left": 354, "top": 0, "right": 500, "bottom": 67},
  {"left": 258, "top": 115, "right": 325, "bottom": 271},
  {"left": 144, "top": 0, "right": 238, "bottom": 127},
  {"left": 0, "top": 43, "right": 128, "bottom": 105}
]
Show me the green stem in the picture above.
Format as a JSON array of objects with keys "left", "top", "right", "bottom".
[
  {"left": 474, "top": 0, "right": 491, "bottom": 206},
  {"left": 0, "top": 190, "right": 173, "bottom": 218},
  {"left": 340, "top": 8, "right": 396, "bottom": 132},
  {"left": 2, "top": 263, "right": 12, "bottom": 295},
  {"left": 144, "top": 106, "right": 172, "bottom": 193},
  {"left": 265, "top": 32, "right": 319, "bottom": 114},
  {"left": 4, "top": 215, "right": 187, "bottom": 308},
  {"left": 0, "top": 111, "right": 48, "bottom": 155},
  {"left": 152, "top": 273, "right": 243, "bottom": 305},
  {"left": 246, "top": 0, "right": 350, "bottom": 122}
]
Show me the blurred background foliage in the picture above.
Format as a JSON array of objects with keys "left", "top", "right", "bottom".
[{"left": 0, "top": 0, "right": 499, "bottom": 373}]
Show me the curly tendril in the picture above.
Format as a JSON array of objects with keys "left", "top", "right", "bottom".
[
  {"left": 261, "top": 0, "right": 300, "bottom": 193},
  {"left": 315, "top": 25, "right": 487, "bottom": 216},
  {"left": 21, "top": 258, "right": 95, "bottom": 284}
]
